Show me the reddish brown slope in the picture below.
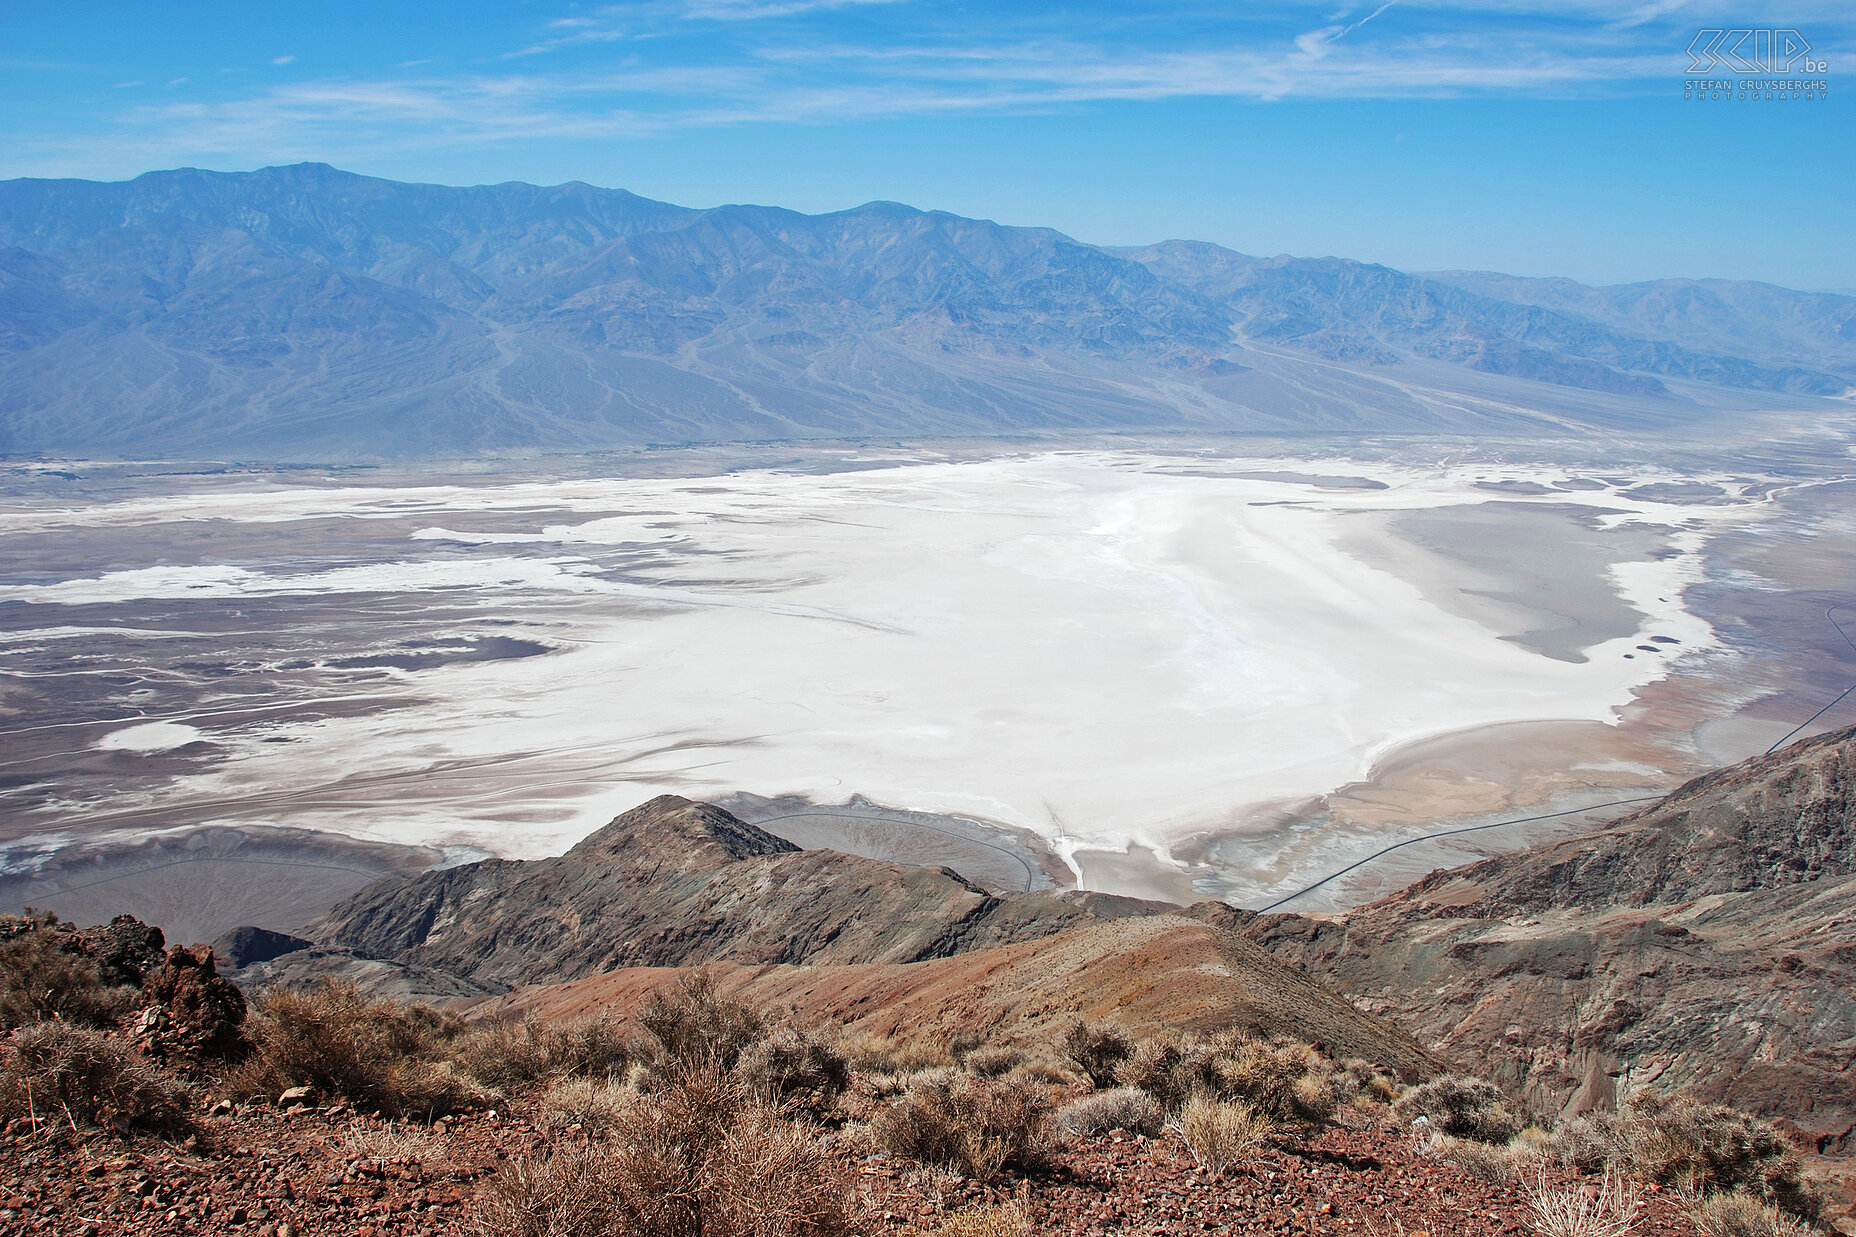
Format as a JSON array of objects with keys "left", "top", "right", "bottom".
[{"left": 482, "top": 913, "right": 1440, "bottom": 1079}]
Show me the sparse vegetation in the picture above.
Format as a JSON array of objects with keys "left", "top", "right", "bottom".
[
  {"left": 1522, "top": 1167, "right": 1641, "bottom": 1237},
  {"left": 1056, "top": 1086, "right": 1165, "bottom": 1137},
  {"left": 1394, "top": 1074, "right": 1522, "bottom": 1144},
  {"left": 737, "top": 1023, "right": 850, "bottom": 1114},
  {"left": 1172, "top": 1094, "right": 1274, "bottom": 1174},
  {"left": 538, "top": 1076, "right": 637, "bottom": 1136},
  {"left": 1614, "top": 1093, "right": 1816, "bottom": 1219},
  {"left": 964, "top": 1045, "right": 1023, "bottom": 1079},
  {"left": 0, "top": 1021, "right": 191, "bottom": 1137},
  {"left": 480, "top": 1062, "right": 850, "bottom": 1237},
  {"left": 0, "top": 911, "right": 140, "bottom": 1031},
  {"left": 1208, "top": 1036, "right": 1344, "bottom": 1125},
  {"left": 1060, "top": 1019, "right": 1132, "bottom": 1089},
  {"left": 906, "top": 1202, "right": 1032, "bottom": 1237},
  {"left": 872, "top": 1069, "right": 1062, "bottom": 1179},
  {"left": 452, "top": 1012, "right": 630, "bottom": 1091},
  {"left": 229, "top": 979, "right": 485, "bottom": 1116},
  {"left": 4, "top": 907, "right": 1844, "bottom": 1237},
  {"left": 636, "top": 972, "right": 765, "bottom": 1071},
  {"left": 1689, "top": 1190, "right": 1820, "bottom": 1237}
]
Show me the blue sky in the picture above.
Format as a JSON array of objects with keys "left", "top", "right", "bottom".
[{"left": 4, "top": 1, "right": 1852, "bottom": 288}]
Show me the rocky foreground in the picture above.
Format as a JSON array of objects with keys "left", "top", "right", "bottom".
[{"left": 2, "top": 1087, "right": 1709, "bottom": 1237}]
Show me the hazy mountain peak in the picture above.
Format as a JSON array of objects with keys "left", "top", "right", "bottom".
[{"left": 0, "top": 165, "right": 1849, "bottom": 460}]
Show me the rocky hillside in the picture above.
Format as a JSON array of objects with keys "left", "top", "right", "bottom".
[
  {"left": 3, "top": 164, "right": 1850, "bottom": 458},
  {"left": 1243, "top": 724, "right": 1856, "bottom": 1150},
  {"left": 311, "top": 795, "right": 1168, "bottom": 990},
  {"left": 484, "top": 912, "right": 1441, "bottom": 1081}
]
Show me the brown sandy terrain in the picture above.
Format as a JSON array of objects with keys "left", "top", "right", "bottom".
[{"left": 476, "top": 913, "right": 1440, "bottom": 1081}]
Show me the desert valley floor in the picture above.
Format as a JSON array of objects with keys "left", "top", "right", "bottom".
[{"left": 3, "top": 422, "right": 1855, "bottom": 940}]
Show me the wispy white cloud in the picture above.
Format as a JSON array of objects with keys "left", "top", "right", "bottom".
[
  {"left": 272, "top": 55, "right": 296, "bottom": 66},
  {"left": 4, "top": 0, "right": 1849, "bottom": 178}
]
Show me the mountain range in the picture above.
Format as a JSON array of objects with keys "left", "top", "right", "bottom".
[{"left": 1, "top": 163, "right": 1851, "bottom": 459}]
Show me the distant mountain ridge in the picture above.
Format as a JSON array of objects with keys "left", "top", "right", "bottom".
[{"left": 1, "top": 163, "right": 1850, "bottom": 459}]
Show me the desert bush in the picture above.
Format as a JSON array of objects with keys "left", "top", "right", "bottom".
[
  {"left": 1057, "top": 1086, "right": 1165, "bottom": 1137},
  {"left": 1548, "top": 1113, "right": 1620, "bottom": 1172},
  {"left": 964, "top": 1045, "right": 1022, "bottom": 1079},
  {"left": 837, "top": 1029, "right": 902, "bottom": 1073},
  {"left": 333, "top": 1121, "right": 446, "bottom": 1167},
  {"left": 539, "top": 1077, "right": 637, "bottom": 1137},
  {"left": 0, "top": 912, "right": 139, "bottom": 1031},
  {"left": 637, "top": 973, "right": 764, "bottom": 1071},
  {"left": 480, "top": 1064, "right": 850, "bottom": 1237},
  {"left": 1393, "top": 1075, "right": 1521, "bottom": 1144},
  {"left": 1690, "top": 1190, "right": 1819, "bottom": 1237},
  {"left": 908, "top": 1202, "right": 1031, "bottom": 1237},
  {"left": 1005, "top": 1054, "right": 1080, "bottom": 1088},
  {"left": 1172, "top": 1095, "right": 1273, "bottom": 1175},
  {"left": 1112, "top": 1035, "right": 1199, "bottom": 1108},
  {"left": 477, "top": 1141, "right": 618, "bottom": 1237},
  {"left": 737, "top": 1024, "right": 850, "bottom": 1115},
  {"left": 0, "top": 1022, "right": 190, "bottom": 1136},
  {"left": 1061, "top": 1020, "right": 1132, "bottom": 1090},
  {"left": 1210, "top": 1038, "right": 1342, "bottom": 1125},
  {"left": 1522, "top": 1167, "right": 1640, "bottom": 1237},
  {"left": 1616, "top": 1093, "right": 1815, "bottom": 1219},
  {"left": 1424, "top": 1133, "right": 1523, "bottom": 1183},
  {"left": 230, "top": 980, "right": 483, "bottom": 1116},
  {"left": 700, "top": 1107, "right": 854, "bottom": 1237},
  {"left": 872, "top": 1071, "right": 1061, "bottom": 1180},
  {"left": 454, "top": 1013, "right": 630, "bottom": 1090},
  {"left": 900, "top": 1161, "right": 967, "bottom": 1211},
  {"left": 1340, "top": 1058, "right": 1398, "bottom": 1103}
]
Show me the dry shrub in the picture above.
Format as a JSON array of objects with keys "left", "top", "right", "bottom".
[
  {"left": 737, "top": 1024, "right": 850, "bottom": 1115},
  {"left": 477, "top": 1141, "right": 615, "bottom": 1237},
  {"left": 0, "top": 912, "right": 139, "bottom": 1031},
  {"left": 479, "top": 1063, "right": 849, "bottom": 1237},
  {"left": 1112, "top": 1035, "right": 1196, "bottom": 1108},
  {"left": 1211, "top": 1038, "right": 1342, "bottom": 1125},
  {"left": 1425, "top": 1133, "right": 1522, "bottom": 1183},
  {"left": 1061, "top": 1020, "right": 1131, "bottom": 1090},
  {"left": 333, "top": 1121, "right": 446, "bottom": 1167},
  {"left": 1006, "top": 1055, "right": 1080, "bottom": 1088},
  {"left": 230, "top": 980, "right": 483, "bottom": 1116},
  {"left": 964, "top": 1046, "right": 1023, "bottom": 1079},
  {"left": 908, "top": 1202, "right": 1031, "bottom": 1237},
  {"left": 1522, "top": 1167, "right": 1640, "bottom": 1237},
  {"left": 1057, "top": 1087, "right": 1164, "bottom": 1137},
  {"left": 0, "top": 1022, "right": 190, "bottom": 1136},
  {"left": 638, "top": 973, "right": 764, "bottom": 1071},
  {"left": 701, "top": 1108, "right": 853, "bottom": 1237},
  {"left": 1549, "top": 1113, "right": 1619, "bottom": 1172},
  {"left": 1690, "top": 1191, "right": 1819, "bottom": 1237},
  {"left": 1341, "top": 1058, "right": 1399, "bottom": 1104},
  {"left": 1173, "top": 1095, "right": 1273, "bottom": 1175},
  {"left": 838, "top": 1029, "right": 902, "bottom": 1073},
  {"left": 1616, "top": 1093, "right": 1815, "bottom": 1219},
  {"left": 454, "top": 1014, "right": 630, "bottom": 1090},
  {"left": 873, "top": 1071, "right": 1061, "bottom": 1180},
  {"left": 1393, "top": 1075, "right": 1521, "bottom": 1144},
  {"left": 900, "top": 1162, "right": 967, "bottom": 1211},
  {"left": 539, "top": 1077, "right": 637, "bottom": 1136}
]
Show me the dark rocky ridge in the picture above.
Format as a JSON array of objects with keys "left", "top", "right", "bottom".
[
  {"left": 311, "top": 795, "right": 1171, "bottom": 990},
  {"left": 1242, "top": 724, "right": 1856, "bottom": 1149}
]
